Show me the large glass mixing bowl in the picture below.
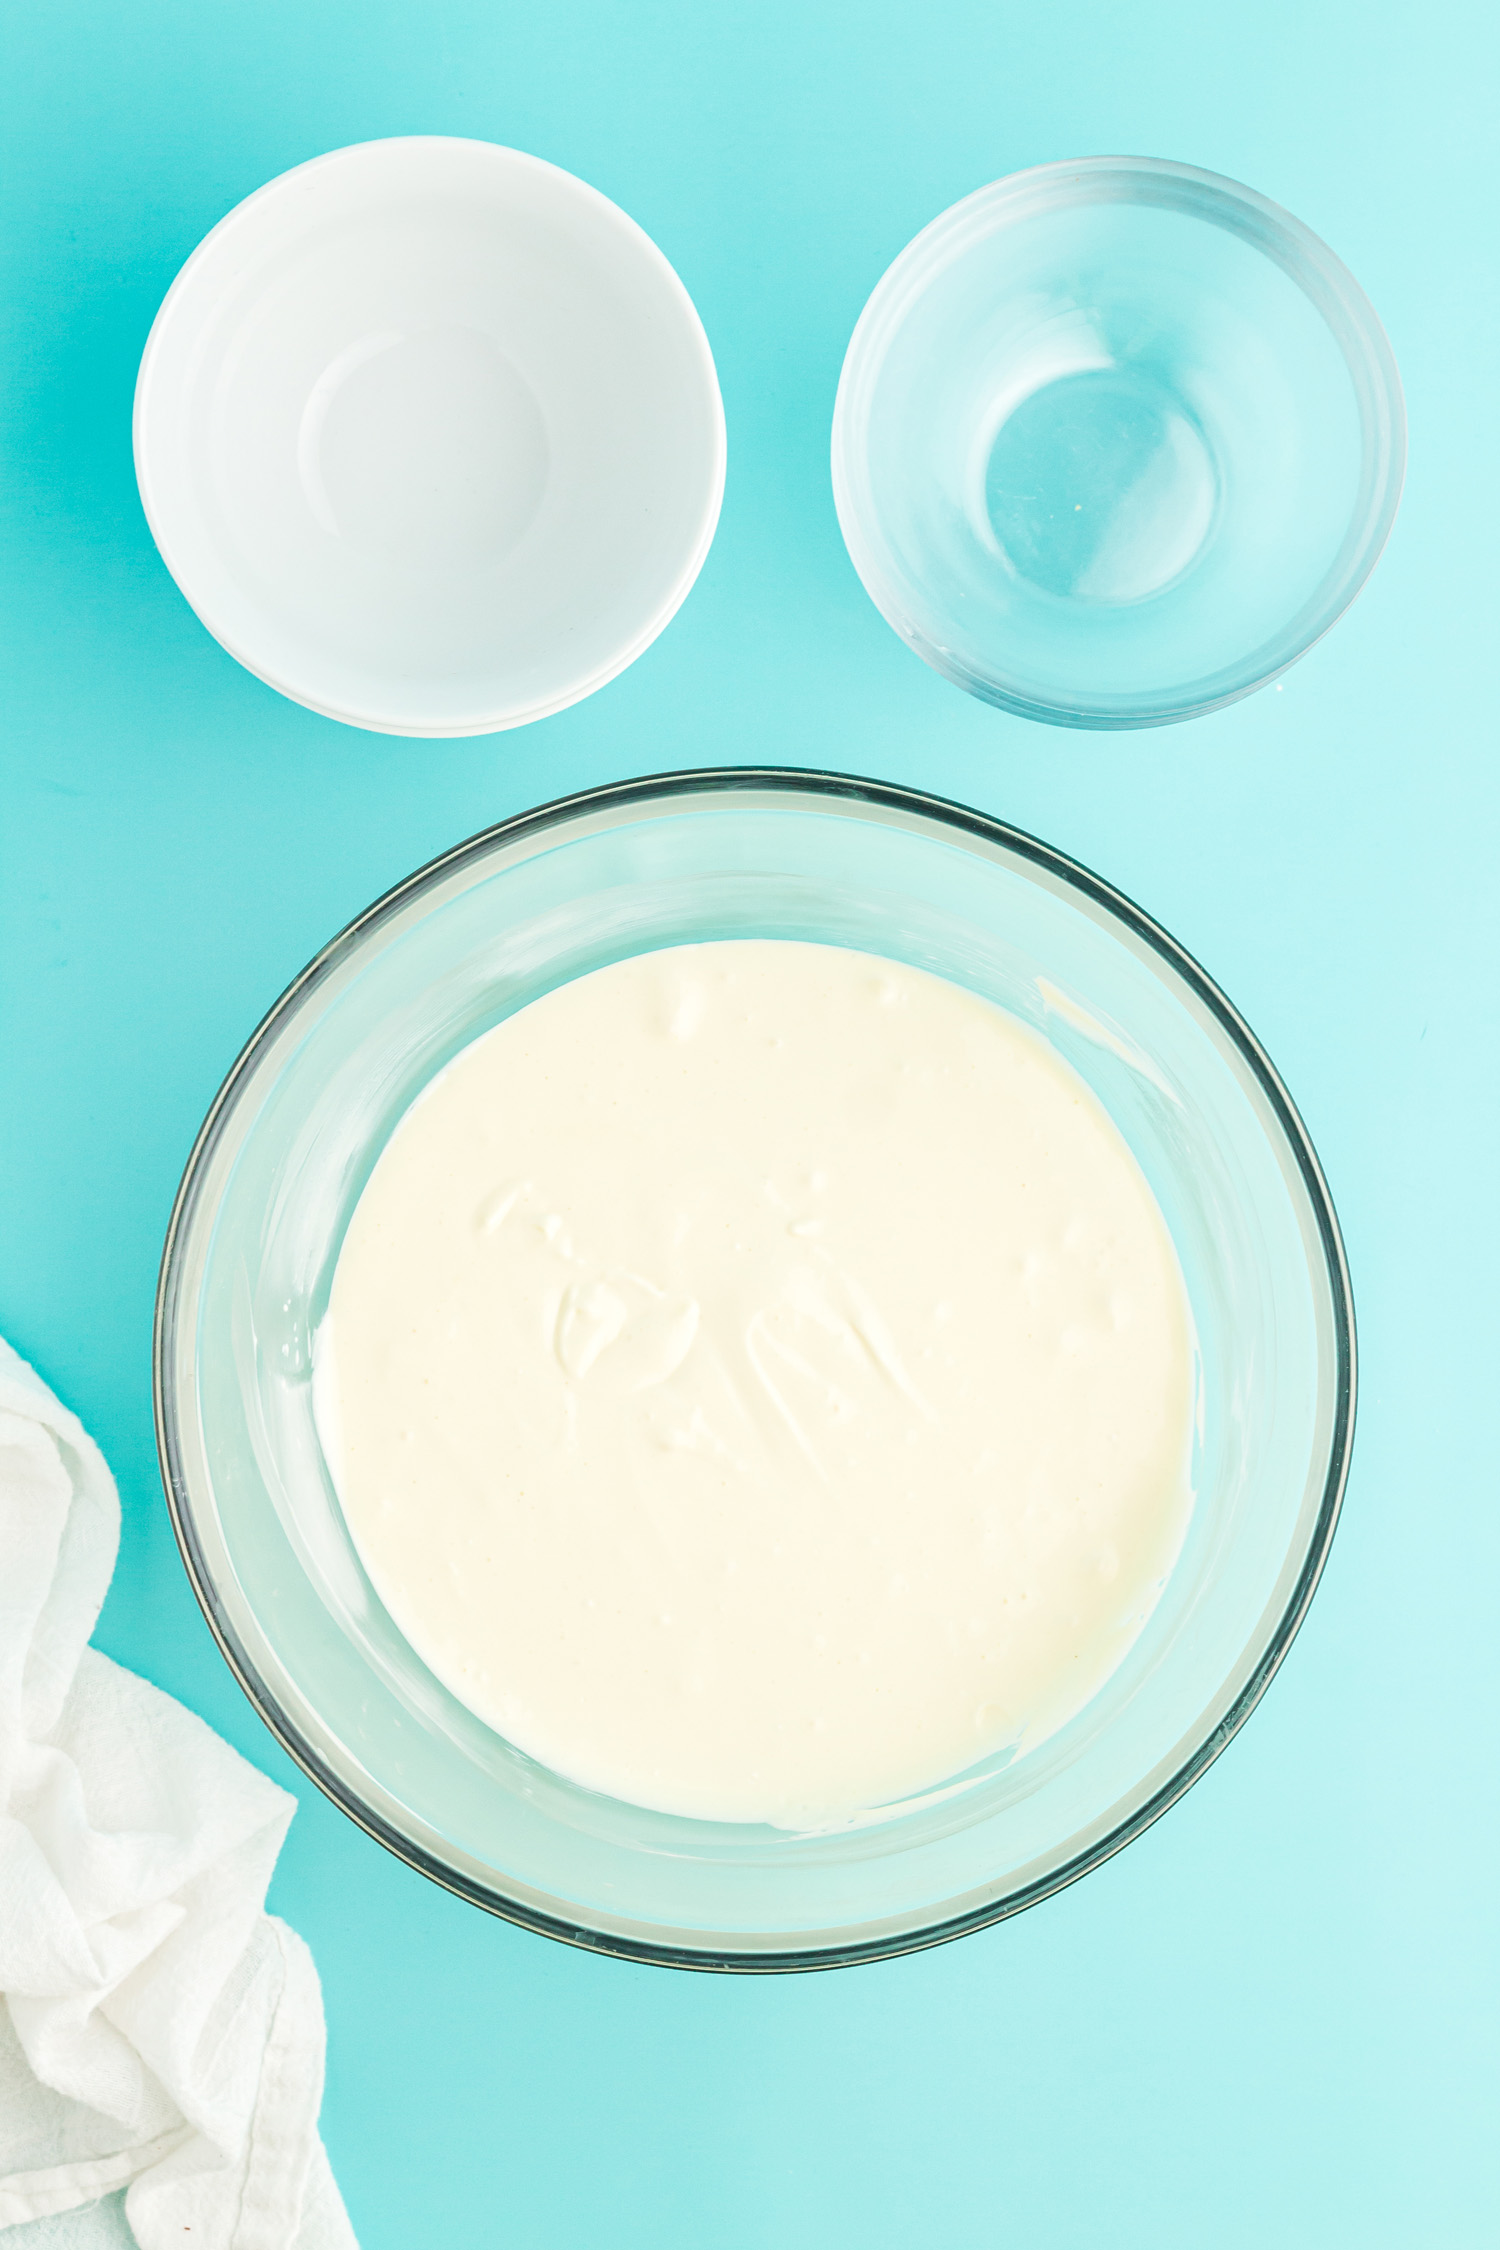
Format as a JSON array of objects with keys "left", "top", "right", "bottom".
[{"left": 155, "top": 772, "right": 1354, "bottom": 1968}]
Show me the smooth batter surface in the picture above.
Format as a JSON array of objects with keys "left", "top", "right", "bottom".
[{"left": 317, "top": 941, "right": 1195, "bottom": 1825}]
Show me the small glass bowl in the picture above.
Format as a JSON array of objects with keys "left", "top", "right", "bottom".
[
  {"left": 832, "top": 158, "right": 1406, "bottom": 728},
  {"left": 155, "top": 772, "right": 1353, "bottom": 1969}
]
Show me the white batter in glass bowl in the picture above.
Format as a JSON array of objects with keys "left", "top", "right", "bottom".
[{"left": 154, "top": 772, "right": 1353, "bottom": 1968}]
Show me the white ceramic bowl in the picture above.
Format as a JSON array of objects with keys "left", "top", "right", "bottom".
[{"left": 134, "top": 138, "right": 726, "bottom": 736}]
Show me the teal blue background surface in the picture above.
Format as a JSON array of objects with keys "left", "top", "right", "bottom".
[{"left": 3, "top": 2, "right": 1497, "bottom": 2242}]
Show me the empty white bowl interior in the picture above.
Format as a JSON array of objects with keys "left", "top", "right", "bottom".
[{"left": 135, "top": 139, "right": 725, "bottom": 733}]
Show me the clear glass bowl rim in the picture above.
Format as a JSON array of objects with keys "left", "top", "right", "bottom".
[
  {"left": 153, "top": 768, "right": 1356, "bottom": 1971},
  {"left": 831, "top": 153, "right": 1408, "bottom": 729}
]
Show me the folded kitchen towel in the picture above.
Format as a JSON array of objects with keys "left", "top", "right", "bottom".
[{"left": 0, "top": 1338, "right": 357, "bottom": 2249}]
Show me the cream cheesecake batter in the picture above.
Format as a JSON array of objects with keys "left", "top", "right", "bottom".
[{"left": 316, "top": 941, "right": 1195, "bottom": 1825}]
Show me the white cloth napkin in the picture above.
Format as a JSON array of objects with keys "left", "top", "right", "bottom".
[{"left": 0, "top": 1338, "right": 357, "bottom": 2250}]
